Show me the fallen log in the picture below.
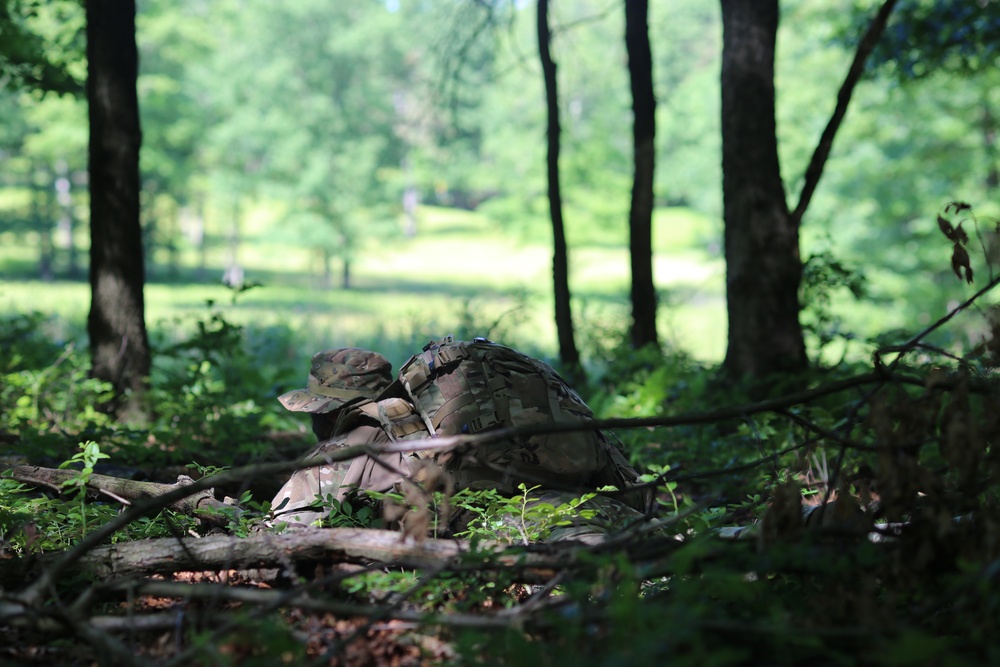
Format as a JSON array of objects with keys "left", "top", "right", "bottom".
[
  {"left": 0, "top": 527, "right": 613, "bottom": 589},
  {"left": 7, "top": 465, "right": 237, "bottom": 524},
  {"left": 77, "top": 528, "right": 469, "bottom": 578},
  {"left": 0, "top": 528, "right": 563, "bottom": 594}
]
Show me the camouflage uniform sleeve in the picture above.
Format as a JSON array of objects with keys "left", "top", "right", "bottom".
[{"left": 270, "top": 426, "right": 380, "bottom": 527}]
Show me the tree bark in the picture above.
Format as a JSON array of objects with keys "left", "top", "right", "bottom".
[
  {"left": 86, "top": 0, "right": 150, "bottom": 414},
  {"left": 0, "top": 529, "right": 467, "bottom": 591},
  {"left": 625, "top": 0, "right": 658, "bottom": 351},
  {"left": 537, "top": 0, "right": 582, "bottom": 379},
  {"left": 61, "top": 530, "right": 467, "bottom": 581},
  {"left": 720, "top": 0, "right": 807, "bottom": 381}
]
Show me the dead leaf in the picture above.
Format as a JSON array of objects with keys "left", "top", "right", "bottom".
[
  {"left": 951, "top": 243, "right": 974, "bottom": 283},
  {"left": 937, "top": 214, "right": 957, "bottom": 241},
  {"left": 954, "top": 222, "right": 969, "bottom": 245}
]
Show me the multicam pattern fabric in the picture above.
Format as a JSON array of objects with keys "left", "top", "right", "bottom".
[
  {"left": 270, "top": 399, "right": 429, "bottom": 527},
  {"left": 397, "top": 337, "right": 651, "bottom": 513},
  {"left": 270, "top": 434, "right": 359, "bottom": 527},
  {"left": 278, "top": 348, "right": 394, "bottom": 414},
  {"left": 271, "top": 338, "right": 652, "bottom": 533}
]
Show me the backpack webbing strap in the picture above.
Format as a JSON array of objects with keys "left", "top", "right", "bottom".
[
  {"left": 431, "top": 341, "right": 472, "bottom": 366},
  {"left": 485, "top": 363, "right": 511, "bottom": 425},
  {"left": 399, "top": 349, "right": 437, "bottom": 434},
  {"left": 430, "top": 391, "right": 478, "bottom": 430},
  {"left": 540, "top": 366, "right": 565, "bottom": 422},
  {"left": 402, "top": 355, "right": 433, "bottom": 391}
]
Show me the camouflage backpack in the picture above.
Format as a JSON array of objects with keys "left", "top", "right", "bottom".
[{"left": 392, "top": 336, "right": 646, "bottom": 509}]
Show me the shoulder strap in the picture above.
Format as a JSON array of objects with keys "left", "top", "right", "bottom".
[{"left": 364, "top": 397, "right": 428, "bottom": 442}]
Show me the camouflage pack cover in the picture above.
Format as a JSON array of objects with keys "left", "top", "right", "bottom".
[{"left": 395, "top": 336, "right": 650, "bottom": 512}]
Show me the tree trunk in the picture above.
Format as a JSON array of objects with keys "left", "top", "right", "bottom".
[
  {"left": 223, "top": 198, "right": 243, "bottom": 286},
  {"left": 625, "top": 0, "right": 658, "bottom": 351},
  {"left": 194, "top": 198, "right": 207, "bottom": 281},
  {"left": 32, "top": 163, "right": 54, "bottom": 282},
  {"left": 537, "top": 0, "right": 582, "bottom": 378},
  {"left": 86, "top": 0, "right": 150, "bottom": 415},
  {"left": 55, "top": 161, "right": 81, "bottom": 279},
  {"left": 720, "top": 0, "right": 806, "bottom": 381}
]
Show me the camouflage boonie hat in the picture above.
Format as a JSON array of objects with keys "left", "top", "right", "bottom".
[{"left": 278, "top": 348, "right": 393, "bottom": 413}]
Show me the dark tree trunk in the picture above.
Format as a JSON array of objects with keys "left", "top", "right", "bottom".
[
  {"left": 86, "top": 0, "right": 150, "bottom": 415},
  {"left": 625, "top": 0, "right": 658, "bottom": 351},
  {"left": 720, "top": 0, "right": 806, "bottom": 381},
  {"left": 537, "top": 0, "right": 581, "bottom": 378}
]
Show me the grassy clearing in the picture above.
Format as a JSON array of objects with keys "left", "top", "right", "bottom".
[{"left": 0, "top": 205, "right": 727, "bottom": 369}]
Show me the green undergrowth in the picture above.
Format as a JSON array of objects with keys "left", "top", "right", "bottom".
[{"left": 4, "top": 236, "right": 1000, "bottom": 663}]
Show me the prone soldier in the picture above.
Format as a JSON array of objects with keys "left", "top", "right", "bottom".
[{"left": 271, "top": 337, "right": 651, "bottom": 541}]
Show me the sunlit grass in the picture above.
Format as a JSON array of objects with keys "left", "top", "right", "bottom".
[
  {"left": 3, "top": 202, "right": 992, "bottom": 377},
  {"left": 0, "top": 205, "right": 730, "bottom": 368}
]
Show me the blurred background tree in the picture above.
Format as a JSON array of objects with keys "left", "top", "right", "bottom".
[{"left": 1, "top": 0, "right": 999, "bottom": 390}]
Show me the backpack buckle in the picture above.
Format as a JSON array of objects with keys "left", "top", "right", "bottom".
[{"left": 467, "top": 412, "right": 499, "bottom": 433}]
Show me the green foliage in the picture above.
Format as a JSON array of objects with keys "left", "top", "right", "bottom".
[
  {"left": 0, "top": 311, "right": 63, "bottom": 370},
  {"left": 331, "top": 484, "right": 607, "bottom": 607},
  {"left": 4, "top": 279, "right": 1000, "bottom": 665},
  {"left": 0, "top": 299, "right": 302, "bottom": 468},
  {"left": 197, "top": 490, "right": 271, "bottom": 538},
  {"left": 854, "top": 0, "right": 1000, "bottom": 80},
  {"left": 0, "top": 312, "right": 119, "bottom": 460},
  {"left": 0, "top": 444, "right": 198, "bottom": 554},
  {"left": 452, "top": 484, "right": 598, "bottom": 545},
  {"left": 55, "top": 440, "right": 109, "bottom": 538},
  {"left": 311, "top": 494, "right": 375, "bottom": 530},
  {"left": 146, "top": 299, "right": 301, "bottom": 464},
  {"left": 5, "top": 1, "right": 1000, "bottom": 662},
  {"left": 800, "top": 246, "right": 867, "bottom": 359},
  {"left": 187, "top": 612, "right": 306, "bottom": 667},
  {"left": 450, "top": 289, "right": 533, "bottom": 349},
  {"left": 369, "top": 483, "right": 604, "bottom": 546},
  {"left": 0, "top": 0, "right": 84, "bottom": 95}
]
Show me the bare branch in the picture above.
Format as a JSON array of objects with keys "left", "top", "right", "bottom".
[{"left": 791, "top": 0, "right": 899, "bottom": 226}]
